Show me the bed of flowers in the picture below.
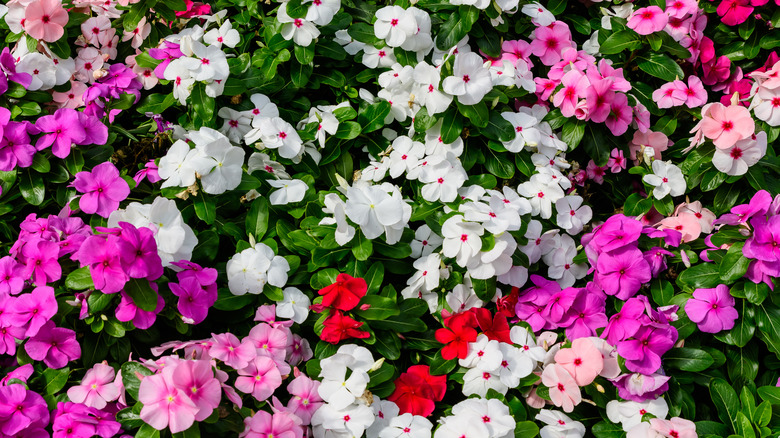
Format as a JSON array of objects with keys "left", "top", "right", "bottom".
[{"left": 1, "top": 0, "right": 780, "bottom": 436}]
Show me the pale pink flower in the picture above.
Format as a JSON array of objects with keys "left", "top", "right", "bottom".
[
  {"left": 25, "top": 0, "right": 69, "bottom": 42},
  {"left": 627, "top": 6, "right": 669, "bottom": 35},
  {"left": 649, "top": 417, "right": 697, "bottom": 438},
  {"left": 657, "top": 214, "right": 701, "bottom": 243},
  {"left": 541, "top": 363, "right": 581, "bottom": 412},
  {"left": 700, "top": 103, "right": 754, "bottom": 149},
  {"left": 67, "top": 362, "right": 120, "bottom": 409},
  {"left": 235, "top": 356, "right": 283, "bottom": 402},
  {"left": 52, "top": 80, "right": 87, "bottom": 109},
  {"left": 629, "top": 130, "right": 669, "bottom": 164},
  {"left": 122, "top": 16, "right": 151, "bottom": 49},
  {"left": 674, "top": 201, "right": 716, "bottom": 234},
  {"left": 554, "top": 338, "right": 604, "bottom": 386},
  {"left": 653, "top": 82, "right": 686, "bottom": 109},
  {"left": 171, "top": 360, "right": 222, "bottom": 421},
  {"left": 138, "top": 366, "right": 199, "bottom": 433}
]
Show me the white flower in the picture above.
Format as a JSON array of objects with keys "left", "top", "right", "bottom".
[
  {"left": 555, "top": 195, "right": 593, "bottom": 235},
  {"left": 345, "top": 183, "right": 408, "bottom": 240},
  {"left": 462, "top": 367, "right": 507, "bottom": 397},
  {"left": 450, "top": 0, "right": 490, "bottom": 10},
  {"left": 441, "top": 215, "right": 484, "bottom": 267},
  {"left": 362, "top": 45, "right": 397, "bottom": 69},
  {"left": 510, "top": 326, "right": 547, "bottom": 362},
  {"left": 536, "top": 166, "right": 572, "bottom": 191},
  {"left": 367, "top": 399, "right": 401, "bottom": 438},
  {"left": 419, "top": 154, "right": 468, "bottom": 203},
  {"left": 163, "top": 58, "right": 196, "bottom": 104},
  {"left": 451, "top": 398, "right": 515, "bottom": 438},
  {"left": 374, "top": 6, "right": 417, "bottom": 47},
  {"left": 305, "top": 0, "right": 341, "bottom": 25},
  {"left": 318, "top": 364, "right": 370, "bottom": 410},
  {"left": 157, "top": 140, "right": 213, "bottom": 189},
  {"left": 643, "top": 160, "right": 686, "bottom": 200},
  {"left": 276, "top": 287, "right": 311, "bottom": 324},
  {"left": 460, "top": 334, "right": 502, "bottom": 371},
  {"left": 268, "top": 179, "right": 308, "bottom": 205},
  {"left": 199, "top": 139, "right": 246, "bottom": 195},
  {"left": 17, "top": 53, "right": 57, "bottom": 91},
  {"left": 489, "top": 60, "right": 516, "bottom": 87},
  {"left": 519, "top": 220, "right": 558, "bottom": 264},
  {"left": 434, "top": 416, "right": 490, "bottom": 438},
  {"left": 544, "top": 234, "right": 587, "bottom": 289},
  {"left": 405, "top": 253, "right": 445, "bottom": 293},
  {"left": 379, "top": 413, "right": 433, "bottom": 438},
  {"left": 460, "top": 200, "right": 521, "bottom": 234},
  {"left": 247, "top": 152, "right": 290, "bottom": 179},
  {"left": 218, "top": 107, "right": 253, "bottom": 143},
  {"left": 278, "top": 4, "right": 320, "bottom": 47},
  {"left": 388, "top": 136, "right": 425, "bottom": 178},
  {"left": 497, "top": 343, "right": 535, "bottom": 387},
  {"left": 410, "top": 224, "right": 443, "bottom": 258},
  {"left": 487, "top": 186, "right": 532, "bottom": 215},
  {"left": 536, "top": 410, "right": 586, "bottom": 438},
  {"left": 607, "top": 399, "right": 669, "bottom": 432},
  {"left": 321, "top": 193, "right": 356, "bottom": 245},
  {"left": 424, "top": 122, "right": 464, "bottom": 157},
  {"left": 334, "top": 29, "right": 366, "bottom": 55},
  {"left": 250, "top": 117, "right": 304, "bottom": 159},
  {"left": 401, "top": 8, "right": 433, "bottom": 54},
  {"left": 107, "top": 197, "right": 197, "bottom": 267},
  {"left": 517, "top": 174, "right": 565, "bottom": 219},
  {"left": 446, "top": 281, "right": 482, "bottom": 313},
  {"left": 626, "top": 422, "right": 665, "bottom": 438},
  {"left": 712, "top": 131, "right": 766, "bottom": 176},
  {"left": 190, "top": 42, "right": 230, "bottom": 81},
  {"left": 204, "top": 20, "right": 240, "bottom": 48},
  {"left": 752, "top": 86, "right": 780, "bottom": 125},
  {"left": 312, "top": 403, "right": 375, "bottom": 437},
  {"left": 413, "top": 62, "right": 453, "bottom": 115},
  {"left": 226, "top": 243, "right": 289, "bottom": 295},
  {"left": 501, "top": 111, "right": 542, "bottom": 152},
  {"left": 465, "top": 233, "right": 516, "bottom": 280},
  {"left": 249, "top": 93, "right": 280, "bottom": 122},
  {"left": 299, "top": 106, "right": 340, "bottom": 149},
  {"left": 442, "top": 52, "right": 493, "bottom": 105},
  {"left": 522, "top": 3, "right": 555, "bottom": 25}
]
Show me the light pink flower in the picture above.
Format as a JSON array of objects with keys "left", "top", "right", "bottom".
[
  {"left": 700, "top": 103, "right": 754, "bottom": 149},
  {"left": 657, "top": 214, "right": 701, "bottom": 243},
  {"left": 629, "top": 130, "right": 669, "bottom": 163},
  {"left": 138, "top": 366, "right": 199, "bottom": 433},
  {"left": 235, "top": 356, "right": 283, "bottom": 402},
  {"left": 627, "top": 6, "right": 669, "bottom": 35},
  {"left": 530, "top": 21, "right": 572, "bottom": 66},
  {"left": 25, "top": 0, "right": 69, "bottom": 42},
  {"left": 653, "top": 82, "right": 686, "bottom": 109},
  {"left": 67, "top": 363, "right": 120, "bottom": 409},
  {"left": 171, "top": 360, "right": 222, "bottom": 421},
  {"left": 649, "top": 417, "right": 697, "bottom": 438},
  {"left": 554, "top": 338, "right": 604, "bottom": 386},
  {"left": 541, "top": 363, "right": 581, "bottom": 412},
  {"left": 208, "top": 333, "right": 256, "bottom": 370},
  {"left": 674, "top": 201, "right": 716, "bottom": 234}
]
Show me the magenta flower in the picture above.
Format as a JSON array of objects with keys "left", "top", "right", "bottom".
[
  {"left": 591, "top": 214, "right": 644, "bottom": 254},
  {"left": 627, "top": 6, "right": 669, "bottom": 35},
  {"left": 602, "top": 296, "right": 651, "bottom": 345},
  {"left": 515, "top": 275, "right": 560, "bottom": 331},
  {"left": 0, "top": 384, "right": 50, "bottom": 436},
  {"left": 20, "top": 238, "right": 61, "bottom": 287},
  {"left": 529, "top": 21, "right": 572, "bottom": 66},
  {"left": 716, "top": 190, "right": 772, "bottom": 226},
  {"left": 74, "top": 235, "right": 128, "bottom": 293},
  {"left": 116, "top": 222, "right": 163, "bottom": 280},
  {"left": 115, "top": 288, "right": 164, "bottom": 329},
  {"left": 53, "top": 401, "right": 121, "bottom": 438},
  {"left": 611, "top": 372, "right": 671, "bottom": 402},
  {"left": 77, "top": 112, "right": 109, "bottom": 146},
  {"left": 235, "top": 356, "right": 283, "bottom": 402},
  {"left": 685, "top": 284, "right": 738, "bottom": 333},
  {"left": 72, "top": 162, "right": 131, "bottom": 218},
  {"left": 8, "top": 285, "right": 57, "bottom": 337},
  {"left": 171, "top": 360, "right": 222, "bottom": 421},
  {"left": 138, "top": 367, "right": 199, "bottom": 434},
  {"left": 604, "top": 93, "right": 632, "bottom": 136},
  {"left": 170, "top": 277, "right": 217, "bottom": 325},
  {"left": 717, "top": 0, "right": 753, "bottom": 25},
  {"left": 0, "top": 256, "right": 25, "bottom": 295},
  {"left": 66, "top": 363, "right": 120, "bottom": 410},
  {"left": 286, "top": 374, "right": 323, "bottom": 424},
  {"left": 595, "top": 247, "right": 652, "bottom": 300},
  {"left": 617, "top": 325, "right": 678, "bottom": 374},
  {"left": 563, "top": 287, "right": 607, "bottom": 340},
  {"left": 209, "top": 333, "right": 257, "bottom": 370},
  {"left": 0, "top": 121, "right": 37, "bottom": 171},
  {"left": 25, "top": 320, "right": 81, "bottom": 369},
  {"left": 744, "top": 215, "right": 780, "bottom": 262},
  {"left": 553, "top": 70, "right": 587, "bottom": 117},
  {"left": 34, "top": 108, "right": 86, "bottom": 158},
  {"left": 585, "top": 78, "right": 615, "bottom": 123},
  {"left": 644, "top": 247, "right": 674, "bottom": 278},
  {"left": 543, "top": 287, "right": 579, "bottom": 329}
]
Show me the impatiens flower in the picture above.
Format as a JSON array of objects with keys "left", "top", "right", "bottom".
[
  {"left": 436, "top": 311, "right": 478, "bottom": 360},
  {"left": 242, "top": 410, "right": 305, "bottom": 438},
  {"left": 388, "top": 365, "right": 446, "bottom": 417},
  {"left": 541, "top": 363, "right": 581, "bottom": 413},
  {"left": 209, "top": 333, "right": 256, "bottom": 370},
  {"left": 700, "top": 103, "right": 754, "bottom": 148},
  {"left": 554, "top": 338, "right": 604, "bottom": 386},
  {"left": 66, "top": 363, "right": 120, "bottom": 410},
  {"left": 8, "top": 285, "right": 57, "bottom": 337},
  {"left": 286, "top": 374, "right": 323, "bottom": 424},
  {"left": 596, "top": 247, "right": 652, "bottom": 300},
  {"left": 24, "top": 0, "right": 69, "bottom": 42},
  {"left": 25, "top": 320, "right": 80, "bottom": 369},
  {"left": 643, "top": 160, "right": 686, "bottom": 200},
  {"left": 685, "top": 284, "right": 738, "bottom": 333},
  {"left": 627, "top": 6, "right": 668, "bottom": 35},
  {"left": 72, "top": 162, "right": 130, "bottom": 218}
]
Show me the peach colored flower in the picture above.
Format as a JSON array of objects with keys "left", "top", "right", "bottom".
[
  {"left": 554, "top": 338, "right": 604, "bottom": 386},
  {"left": 25, "top": 0, "right": 69, "bottom": 43},
  {"left": 700, "top": 103, "right": 754, "bottom": 149},
  {"left": 541, "top": 363, "right": 581, "bottom": 412}
]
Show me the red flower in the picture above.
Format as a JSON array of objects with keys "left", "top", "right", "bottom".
[
  {"left": 496, "top": 287, "right": 519, "bottom": 318},
  {"left": 387, "top": 365, "right": 446, "bottom": 417},
  {"left": 320, "top": 310, "right": 370, "bottom": 344},
  {"left": 472, "top": 307, "right": 512, "bottom": 344},
  {"left": 435, "top": 312, "right": 478, "bottom": 360},
  {"left": 318, "top": 273, "right": 367, "bottom": 311}
]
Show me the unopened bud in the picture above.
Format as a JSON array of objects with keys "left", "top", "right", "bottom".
[{"left": 359, "top": 303, "right": 371, "bottom": 311}]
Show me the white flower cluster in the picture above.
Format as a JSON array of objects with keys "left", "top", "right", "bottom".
[
  {"left": 107, "top": 197, "right": 197, "bottom": 267},
  {"left": 162, "top": 18, "right": 238, "bottom": 103},
  {"left": 11, "top": 37, "right": 73, "bottom": 91},
  {"left": 434, "top": 398, "right": 516, "bottom": 438},
  {"left": 277, "top": 0, "right": 341, "bottom": 46},
  {"left": 158, "top": 127, "right": 246, "bottom": 195},
  {"left": 459, "top": 327, "right": 543, "bottom": 398},
  {"left": 536, "top": 410, "right": 586, "bottom": 438},
  {"left": 606, "top": 399, "right": 669, "bottom": 432},
  {"left": 226, "top": 243, "right": 290, "bottom": 295}
]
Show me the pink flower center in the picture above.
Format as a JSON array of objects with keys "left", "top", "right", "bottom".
[
  {"left": 482, "top": 372, "right": 491, "bottom": 380},
  {"left": 662, "top": 177, "right": 668, "bottom": 183},
  {"left": 574, "top": 358, "right": 582, "bottom": 366},
  {"left": 641, "top": 10, "right": 654, "bottom": 19},
  {"left": 463, "top": 75, "right": 470, "bottom": 83},
  {"left": 722, "top": 121, "right": 734, "bottom": 131},
  {"left": 279, "top": 131, "right": 287, "bottom": 139},
  {"left": 42, "top": 15, "right": 51, "bottom": 23},
  {"left": 730, "top": 147, "right": 743, "bottom": 159},
  {"left": 294, "top": 19, "right": 303, "bottom": 28},
  {"left": 460, "top": 234, "right": 468, "bottom": 241},
  {"left": 391, "top": 18, "right": 399, "bottom": 26}
]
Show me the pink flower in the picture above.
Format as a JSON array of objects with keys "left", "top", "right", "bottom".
[
  {"left": 541, "top": 363, "right": 581, "bottom": 413},
  {"left": 530, "top": 21, "right": 572, "bottom": 66},
  {"left": 685, "top": 284, "right": 738, "bottom": 333},
  {"left": 596, "top": 247, "right": 652, "bottom": 300},
  {"left": 627, "top": 6, "right": 669, "bottom": 35},
  {"left": 605, "top": 93, "right": 632, "bottom": 136},
  {"left": 629, "top": 130, "right": 669, "bottom": 164},
  {"left": 138, "top": 366, "right": 199, "bottom": 434},
  {"left": 247, "top": 322, "right": 292, "bottom": 364},
  {"left": 554, "top": 338, "right": 604, "bottom": 386},
  {"left": 652, "top": 82, "right": 687, "bottom": 109},
  {"left": 171, "top": 360, "right": 222, "bottom": 421},
  {"left": 235, "top": 356, "right": 283, "bottom": 402},
  {"left": 20, "top": 238, "right": 61, "bottom": 287},
  {"left": 209, "top": 333, "right": 256, "bottom": 370},
  {"left": 649, "top": 417, "right": 697, "bottom": 438},
  {"left": 35, "top": 109, "right": 86, "bottom": 159},
  {"left": 717, "top": 0, "right": 753, "bottom": 25},
  {"left": 72, "top": 162, "right": 131, "bottom": 218},
  {"left": 585, "top": 78, "right": 615, "bottom": 123},
  {"left": 286, "top": 374, "right": 323, "bottom": 425},
  {"left": 607, "top": 148, "right": 626, "bottom": 173},
  {"left": 24, "top": 0, "right": 69, "bottom": 42},
  {"left": 241, "top": 410, "right": 304, "bottom": 438},
  {"left": 553, "top": 70, "right": 587, "bottom": 117},
  {"left": 8, "top": 285, "right": 57, "bottom": 337},
  {"left": 586, "top": 160, "right": 606, "bottom": 184},
  {"left": 679, "top": 76, "right": 707, "bottom": 108},
  {"left": 73, "top": 235, "right": 128, "bottom": 294},
  {"left": 657, "top": 214, "right": 701, "bottom": 243},
  {"left": 115, "top": 287, "right": 164, "bottom": 329},
  {"left": 25, "top": 320, "right": 81, "bottom": 368},
  {"left": 700, "top": 103, "right": 754, "bottom": 148},
  {"left": 66, "top": 363, "right": 120, "bottom": 409}
]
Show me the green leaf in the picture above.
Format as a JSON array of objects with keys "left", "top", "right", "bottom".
[
  {"left": 213, "top": 288, "right": 256, "bottom": 311},
  {"left": 372, "top": 332, "right": 401, "bottom": 360},
  {"left": 472, "top": 277, "right": 497, "bottom": 302},
  {"left": 561, "top": 119, "right": 585, "bottom": 149},
  {"left": 398, "top": 298, "right": 429, "bottom": 318},
  {"left": 719, "top": 242, "right": 750, "bottom": 283},
  {"left": 485, "top": 150, "right": 514, "bottom": 179},
  {"left": 744, "top": 281, "right": 769, "bottom": 305},
  {"left": 290, "top": 59, "right": 313, "bottom": 88},
  {"left": 246, "top": 197, "right": 269, "bottom": 240},
  {"left": 710, "top": 378, "right": 740, "bottom": 432},
  {"left": 456, "top": 100, "right": 488, "bottom": 128},
  {"left": 440, "top": 106, "right": 464, "bottom": 144},
  {"left": 734, "top": 412, "right": 756, "bottom": 438},
  {"left": 354, "top": 295, "right": 400, "bottom": 320},
  {"left": 479, "top": 112, "right": 515, "bottom": 142},
  {"left": 40, "top": 367, "right": 70, "bottom": 396},
  {"left": 124, "top": 278, "right": 158, "bottom": 312},
  {"left": 582, "top": 124, "right": 614, "bottom": 166},
  {"left": 335, "top": 121, "right": 361, "bottom": 139},
  {"left": 647, "top": 32, "right": 663, "bottom": 51},
  {"left": 757, "top": 386, "right": 780, "bottom": 404},
  {"left": 637, "top": 53, "right": 685, "bottom": 81},
  {"left": 135, "top": 423, "right": 161, "bottom": 438},
  {"left": 664, "top": 348, "right": 715, "bottom": 372},
  {"left": 650, "top": 278, "right": 674, "bottom": 306},
  {"left": 65, "top": 266, "right": 95, "bottom": 290},
  {"left": 428, "top": 350, "right": 457, "bottom": 375},
  {"left": 347, "top": 23, "right": 380, "bottom": 45},
  {"left": 591, "top": 421, "right": 624, "bottom": 438},
  {"left": 193, "top": 190, "right": 216, "bottom": 225},
  {"left": 172, "top": 424, "right": 201, "bottom": 438},
  {"left": 599, "top": 30, "right": 642, "bottom": 54},
  {"left": 676, "top": 263, "right": 721, "bottom": 290},
  {"left": 358, "top": 101, "right": 391, "bottom": 133},
  {"left": 294, "top": 43, "right": 315, "bottom": 65},
  {"left": 514, "top": 421, "right": 540, "bottom": 438},
  {"left": 436, "top": 6, "right": 479, "bottom": 51},
  {"left": 715, "top": 301, "right": 755, "bottom": 347},
  {"left": 136, "top": 93, "right": 176, "bottom": 114},
  {"left": 364, "top": 262, "right": 384, "bottom": 294},
  {"left": 352, "top": 232, "right": 373, "bottom": 261},
  {"left": 20, "top": 170, "right": 45, "bottom": 206},
  {"left": 121, "top": 362, "right": 153, "bottom": 401},
  {"left": 190, "top": 82, "right": 215, "bottom": 122}
]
